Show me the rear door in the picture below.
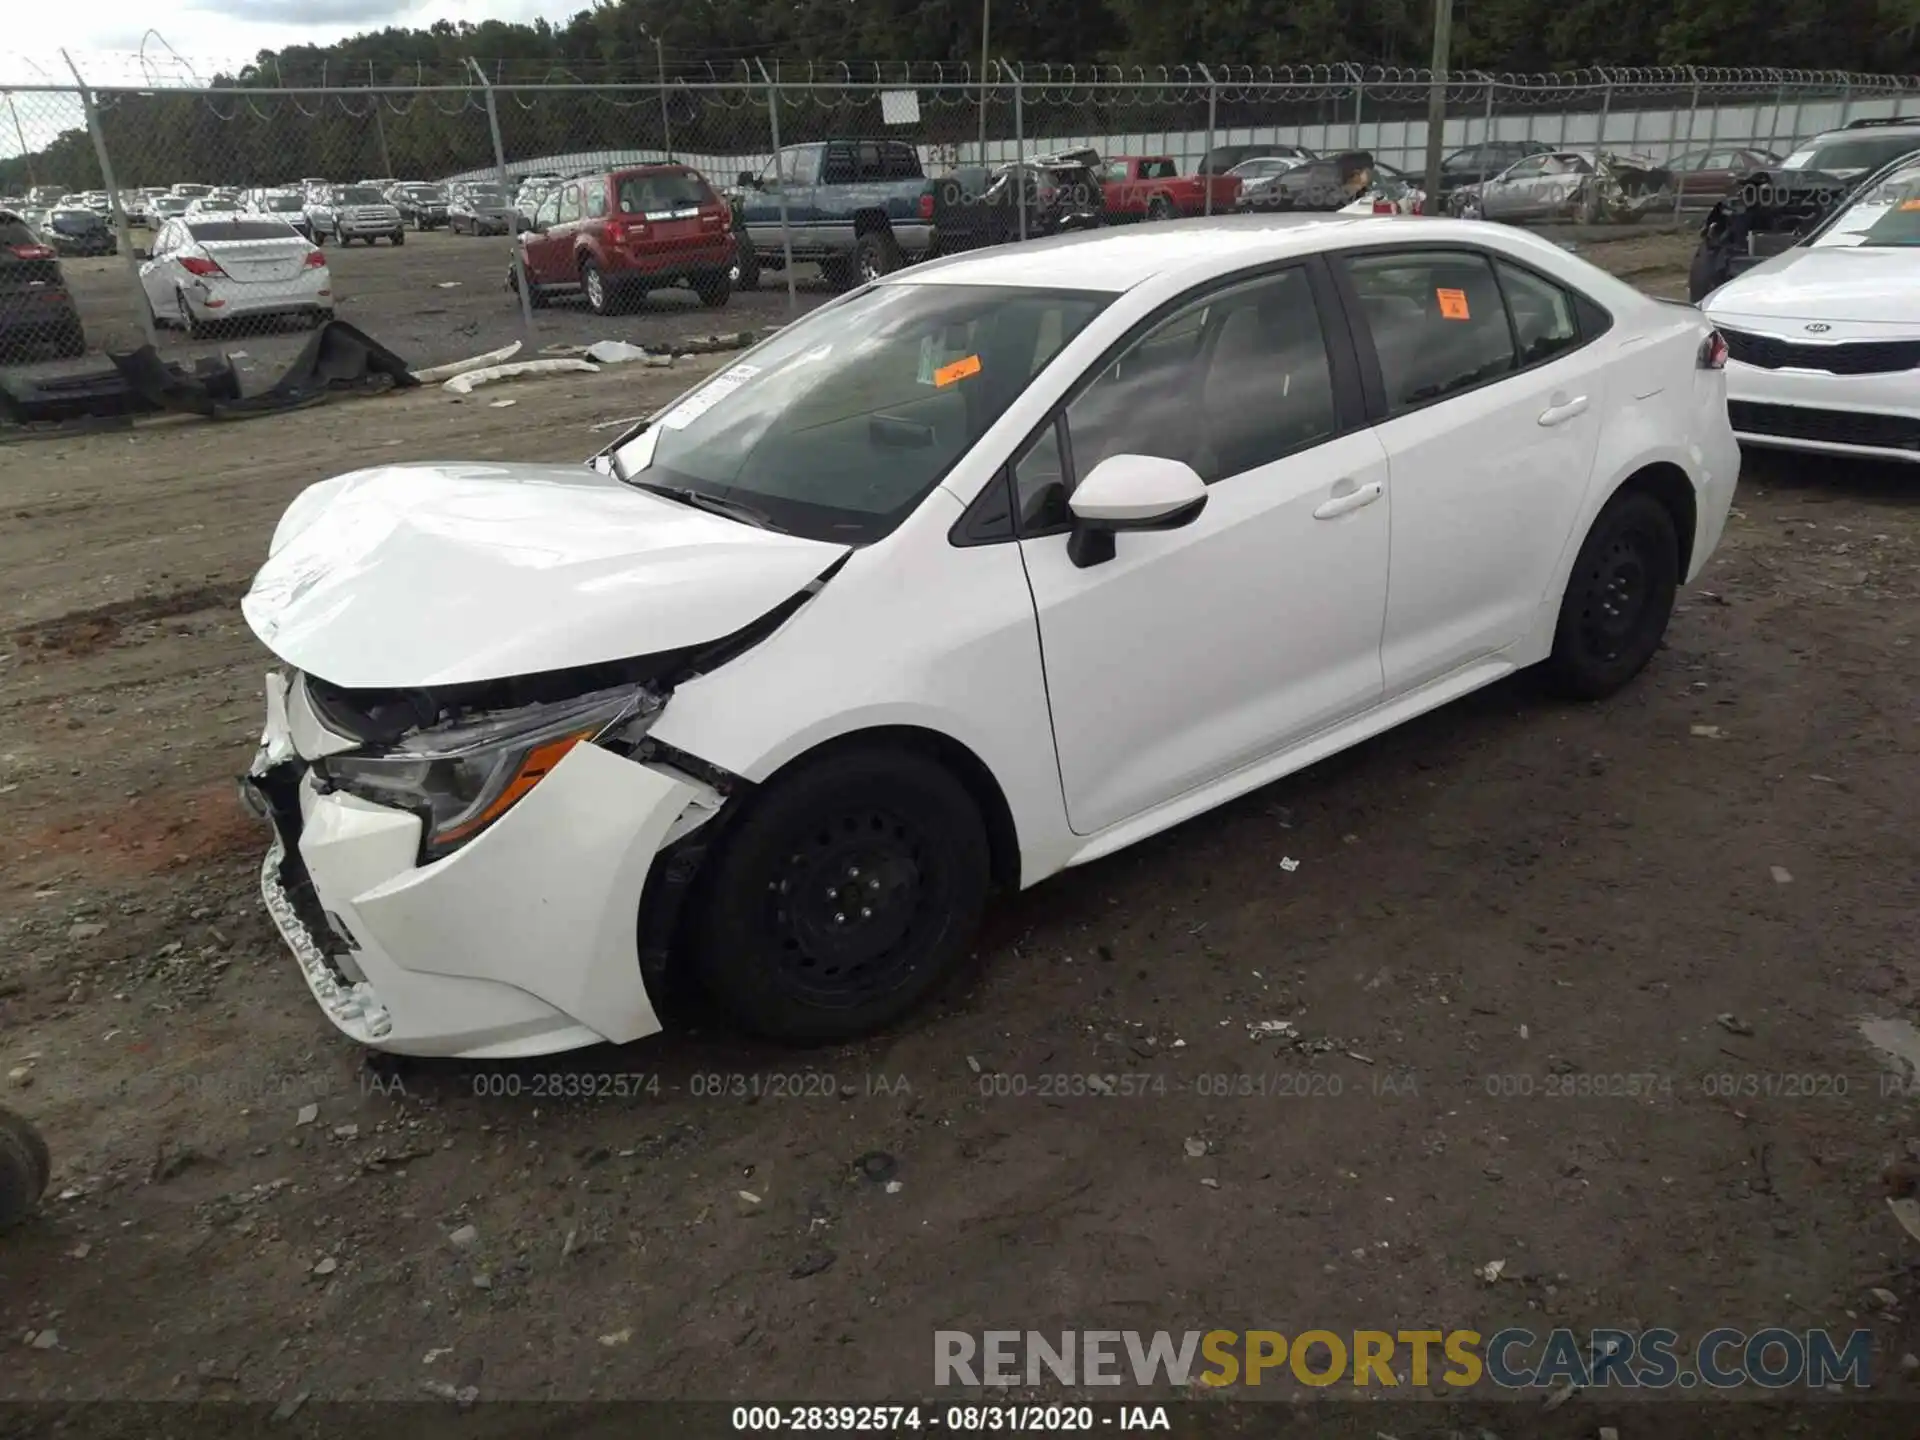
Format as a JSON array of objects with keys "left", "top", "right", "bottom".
[{"left": 1331, "top": 246, "right": 1609, "bottom": 694}]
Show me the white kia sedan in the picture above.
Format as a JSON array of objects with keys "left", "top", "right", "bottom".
[
  {"left": 141, "top": 213, "right": 333, "bottom": 335},
  {"left": 1701, "top": 151, "right": 1920, "bottom": 465},
  {"left": 241, "top": 215, "right": 1739, "bottom": 1059}
]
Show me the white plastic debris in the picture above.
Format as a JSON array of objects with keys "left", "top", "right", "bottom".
[
  {"left": 737, "top": 1190, "right": 762, "bottom": 1205},
  {"left": 488, "top": 399, "right": 517, "bottom": 408},
  {"left": 443, "top": 358, "right": 598, "bottom": 395},
  {"left": 434, "top": 281, "right": 462, "bottom": 288},
  {"left": 1279, "top": 856, "right": 1300, "bottom": 872},
  {"left": 1770, "top": 865, "right": 1793, "bottom": 884},
  {"left": 586, "top": 338, "right": 670, "bottom": 366},
  {"left": 1183, "top": 1137, "right": 1207, "bottom": 1158},
  {"left": 1248, "top": 1020, "right": 1297, "bottom": 1040},
  {"left": 1690, "top": 723, "right": 1724, "bottom": 739},
  {"left": 1476, "top": 1259, "right": 1506, "bottom": 1282},
  {"left": 411, "top": 339, "right": 522, "bottom": 384}
]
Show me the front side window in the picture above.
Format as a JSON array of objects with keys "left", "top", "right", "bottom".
[
  {"left": 613, "top": 283, "right": 1109, "bottom": 543},
  {"left": 1343, "top": 250, "right": 1516, "bottom": 414},
  {"left": 1063, "top": 267, "right": 1337, "bottom": 489}
]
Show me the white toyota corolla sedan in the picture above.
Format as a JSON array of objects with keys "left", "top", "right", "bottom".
[
  {"left": 1700, "top": 151, "right": 1920, "bottom": 466},
  {"left": 241, "top": 214, "right": 1740, "bottom": 1059}
]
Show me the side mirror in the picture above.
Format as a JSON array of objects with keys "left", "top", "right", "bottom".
[
  {"left": 736, "top": 171, "right": 757, "bottom": 189},
  {"left": 1065, "top": 453, "right": 1208, "bottom": 568}
]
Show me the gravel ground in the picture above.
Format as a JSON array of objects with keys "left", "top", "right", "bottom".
[{"left": 4, "top": 232, "right": 1920, "bottom": 1420}]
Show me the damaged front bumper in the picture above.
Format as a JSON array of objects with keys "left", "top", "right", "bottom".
[{"left": 243, "top": 671, "right": 723, "bottom": 1058}]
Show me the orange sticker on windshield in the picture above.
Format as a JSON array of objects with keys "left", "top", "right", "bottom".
[
  {"left": 934, "top": 354, "right": 982, "bottom": 387},
  {"left": 1901, "top": 198, "right": 1920, "bottom": 212},
  {"left": 1437, "top": 288, "right": 1471, "bottom": 320}
]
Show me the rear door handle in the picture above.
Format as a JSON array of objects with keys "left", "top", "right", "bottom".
[
  {"left": 1313, "top": 480, "right": 1384, "bottom": 520},
  {"left": 1538, "top": 395, "right": 1590, "bottom": 427}
]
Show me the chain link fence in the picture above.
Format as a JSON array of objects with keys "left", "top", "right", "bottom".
[{"left": 3, "top": 63, "right": 1917, "bottom": 380}]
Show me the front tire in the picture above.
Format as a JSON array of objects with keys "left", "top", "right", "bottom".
[
  {"left": 391, "top": 231, "right": 405, "bottom": 246},
  {"left": 689, "top": 747, "right": 991, "bottom": 1043},
  {"left": 1542, "top": 489, "right": 1680, "bottom": 700},
  {"left": 693, "top": 270, "right": 731, "bottom": 308}
]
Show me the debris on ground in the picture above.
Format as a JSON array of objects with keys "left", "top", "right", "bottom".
[
  {"left": 1279, "top": 856, "right": 1301, "bottom": 872},
  {"left": 443, "top": 358, "right": 599, "bottom": 396},
  {"left": 447, "top": 1224, "right": 479, "bottom": 1249},
  {"left": 1183, "top": 1137, "right": 1208, "bottom": 1158},
  {"left": 411, "top": 340, "right": 522, "bottom": 384},
  {"left": 1690, "top": 724, "right": 1724, "bottom": 739},
  {"left": 1476, "top": 1259, "right": 1506, "bottom": 1282},
  {"left": 1249, "top": 1020, "right": 1297, "bottom": 1041},
  {"left": 1770, "top": 865, "right": 1793, "bottom": 884},
  {"left": 854, "top": 1152, "right": 898, "bottom": 1185},
  {"left": 1716, "top": 1013, "right": 1755, "bottom": 1037},
  {"left": 586, "top": 339, "right": 672, "bottom": 366}
]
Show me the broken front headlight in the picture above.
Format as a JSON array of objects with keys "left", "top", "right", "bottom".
[{"left": 313, "top": 685, "right": 661, "bottom": 863}]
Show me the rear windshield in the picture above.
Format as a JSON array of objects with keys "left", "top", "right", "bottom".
[
  {"left": 469, "top": 188, "right": 508, "bottom": 202},
  {"left": 189, "top": 219, "right": 298, "bottom": 242},
  {"left": 261, "top": 196, "right": 306, "bottom": 211},
  {"left": 616, "top": 172, "right": 713, "bottom": 213}
]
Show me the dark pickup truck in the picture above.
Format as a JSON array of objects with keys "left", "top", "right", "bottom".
[{"left": 735, "top": 139, "right": 971, "bottom": 291}]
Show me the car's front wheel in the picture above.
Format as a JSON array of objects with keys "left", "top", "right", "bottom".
[
  {"left": 1542, "top": 488, "right": 1680, "bottom": 700},
  {"left": 689, "top": 746, "right": 991, "bottom": 1043}
]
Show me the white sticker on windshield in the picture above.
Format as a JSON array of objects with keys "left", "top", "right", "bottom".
[{"left": 656, "top": 365, "right": 760, "bottom": 430}]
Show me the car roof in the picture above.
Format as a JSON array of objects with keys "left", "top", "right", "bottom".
[
  {"left": 890, "top": 213, "right": 1422, "bottom": 292},
  {"left": 1808, "top": 122, "right": 1920, "bottom": 140}
]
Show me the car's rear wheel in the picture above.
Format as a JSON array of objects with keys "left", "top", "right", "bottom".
[
  {"left": 175, "top": 290, "right": 207, "bottom": 340},
  {"left": 853, "top": 229, "right": 902, "bottom": 285},
  {"left": 581, "top": 258, "right": 617, "bottom": 315},
  {"left": 1542, "top": 489, "right": 1680, "bottom": 700},
  {"left": 0, "top": 1106, "right": 50, "bottom": 1231},
  {"left": 1146, "top": 195, "right": 1176, "bottom": 221},
  {"left": 391, "top": 232, "right": 405, "bottom": 246},
  {"left": 689, "top": 746, "right": 991, "bottom": 1043}
]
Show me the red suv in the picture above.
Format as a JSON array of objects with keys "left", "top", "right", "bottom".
[{"left": 517, "top": 165, "right": 736, "bottom": 314}]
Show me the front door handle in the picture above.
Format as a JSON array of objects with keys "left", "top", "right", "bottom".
[
  {"left": 1313, "top": 480, "right": 1384, "bottom": 520},
  {"left": 1538, "top": 395, "right": 1590, "bottom": 427}
]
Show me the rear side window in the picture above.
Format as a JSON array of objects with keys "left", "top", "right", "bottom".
[
  {"left": 1141, "top": 159, "right": 1177, "bottom": 180},
  {"left": 617, "top": 172, "right": 712, "bottom": 213},
  {"left": 0, "top": 218, "right": 38, "bottom": 246},
  {"left": 586, "top": 186, "right": 607, "bottom": 218},
  {"left": 1342, "top": 250, "right": 1515, "bottom": 414},
  {"left": 188, "top": 220, "right": 298, "bottom": 242},
  {"left": 882, "top": 144, "right": 921, "bottom": 179},
  {"left": 1495, "top": 261, "right": 1580, "bottom": 367}
]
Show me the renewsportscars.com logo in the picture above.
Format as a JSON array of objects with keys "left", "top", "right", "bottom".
[{"left": 934, "top": 1328, "right": 1873, "bottom": 1391}]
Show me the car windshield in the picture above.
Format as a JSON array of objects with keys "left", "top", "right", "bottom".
[
  {"left": 190, "top": 219, "right": 297, "bottom": 242},
  {"left": 1781, "top": 136, "right": 1920, "bottom": 173},
  {"left": 1232, "top": 158, "right": 1293, "bottom": 177},
  {"left": 470, "top": 187, "right": 508, "bottom": 203},
  {"left": 341, "top": 186, "right": 386, "bottom": 204},
  {"left": 263, "top": 195, "right": 305, "bottom": 210},
  {"left": 611, "top": 283, "right": 1110, "bottom": 544},
  {"left": 51, "top": 210, "right": 96, "bottom": 225},
  {"left": 1810, "top": 160, "right": 1920, "bottom": 247}
]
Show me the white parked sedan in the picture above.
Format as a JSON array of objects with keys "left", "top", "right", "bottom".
[
  {"left": 141, "top": 213, "right": 332, "bottom": 335},
  {"left": 241, "top": 215, "right": 1740, "bottom": 1059},
  {"left": 1701, "top": 151, "right": 1920, "bottom": 465}
]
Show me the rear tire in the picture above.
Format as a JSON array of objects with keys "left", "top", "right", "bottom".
[
  {"left": 1146, "top": 195, "right": 1176, "bottom": 221},
  {"left": 581, "top": 258, "right": 617, "bottom": 315},
  {"left": 689, "top": 747, "right": 991, "bottom": 1043},
  {"left": 1542, "top": 489, "right": 1680, "bottom": 700},
  {"left": 0, "top": 1107, "right": 50, "bottom": 1231},
  {"left": 853, "top": 229, "right": 902, "bottom": 285},
  {"left": 391, "top": 231, "right": 405, "bottom": 246}
]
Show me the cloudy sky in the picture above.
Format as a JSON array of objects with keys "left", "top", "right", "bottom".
[{"left": 8, "top": 0, "right": 591, "bottom": 88}]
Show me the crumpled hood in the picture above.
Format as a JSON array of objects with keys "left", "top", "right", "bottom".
[
  {"left": 243, "top": 461, "right": 848, "bottom": 689},
  {"left": 1704, "top": 245, "right": 1920, "bottom": 328}
]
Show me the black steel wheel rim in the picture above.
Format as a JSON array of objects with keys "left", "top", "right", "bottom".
[
  {"left": 1576, "top": 526, "right": 1654, "bottom": 663},
  {"left": 763, "top": 806, "right": 946, "bottom": 1003}
]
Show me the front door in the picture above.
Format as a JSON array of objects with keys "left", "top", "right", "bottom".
[
  {"left": 1018, "top": 262, "right": 1392, "bottom": 836},
  {"left": 1333, "top": 247, "right": 1607, "bottom": 693}
]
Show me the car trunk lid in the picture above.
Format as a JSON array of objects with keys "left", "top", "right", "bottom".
[{"left": 203, "top": 236, "right": 315, "bottom": 284}]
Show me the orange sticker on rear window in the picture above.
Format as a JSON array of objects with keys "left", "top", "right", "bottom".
[
  {"left": 933, "top": 354, "right": 982, "bottom": 387},
  {"left": 1436, "top": 288, "right": 1471, "bottom": 320}
]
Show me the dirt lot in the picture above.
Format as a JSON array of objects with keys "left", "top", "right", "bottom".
[{"left": 3, "top": 231, "right": 1919, "bottom": 1417}]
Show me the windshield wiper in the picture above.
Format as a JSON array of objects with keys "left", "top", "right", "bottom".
[{"left": 631, "top": 481, "right": 774, "bottom": 531}]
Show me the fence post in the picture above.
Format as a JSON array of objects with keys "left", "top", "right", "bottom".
[
  {"left": 756, "top": 60, "right": 797, "bottom": 318},
  {"left": 1673, "top": 67, "right": 1701, "bottom": 224},
  {"left": 1350, "top": 63, "right": 1365, "bottom": 151},
  {"left": 1008, "top": 61, "right": 1026, "bottom": 240},
  {"left": 370, "top": 61, "right": 393, "bottom": 177},
  {"left": 1483, "top": 77, "right": 1496, "bottom": 143},
  {"left": 1837, "top": 78, "right": 1852, "bottom": 129},
  {"left": 1596, "top": 77, "right": 1613, "bottom": 151},
  {"left": 468, "top": 57, "right": 535, "bottom": 343},
  {"left": 1200, "top": 63, "right": 1218, "bottom": 215},
  {"left": 61, "top": 51, "right": 155, "bottom": 351}
]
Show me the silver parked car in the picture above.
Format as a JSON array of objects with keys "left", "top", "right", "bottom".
[
  {"left": 308, "top": 184, "right": 405, "bottom": 246},
  {"left": 1452, "top": 150, "right": 1675, "bottom": 224}
]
